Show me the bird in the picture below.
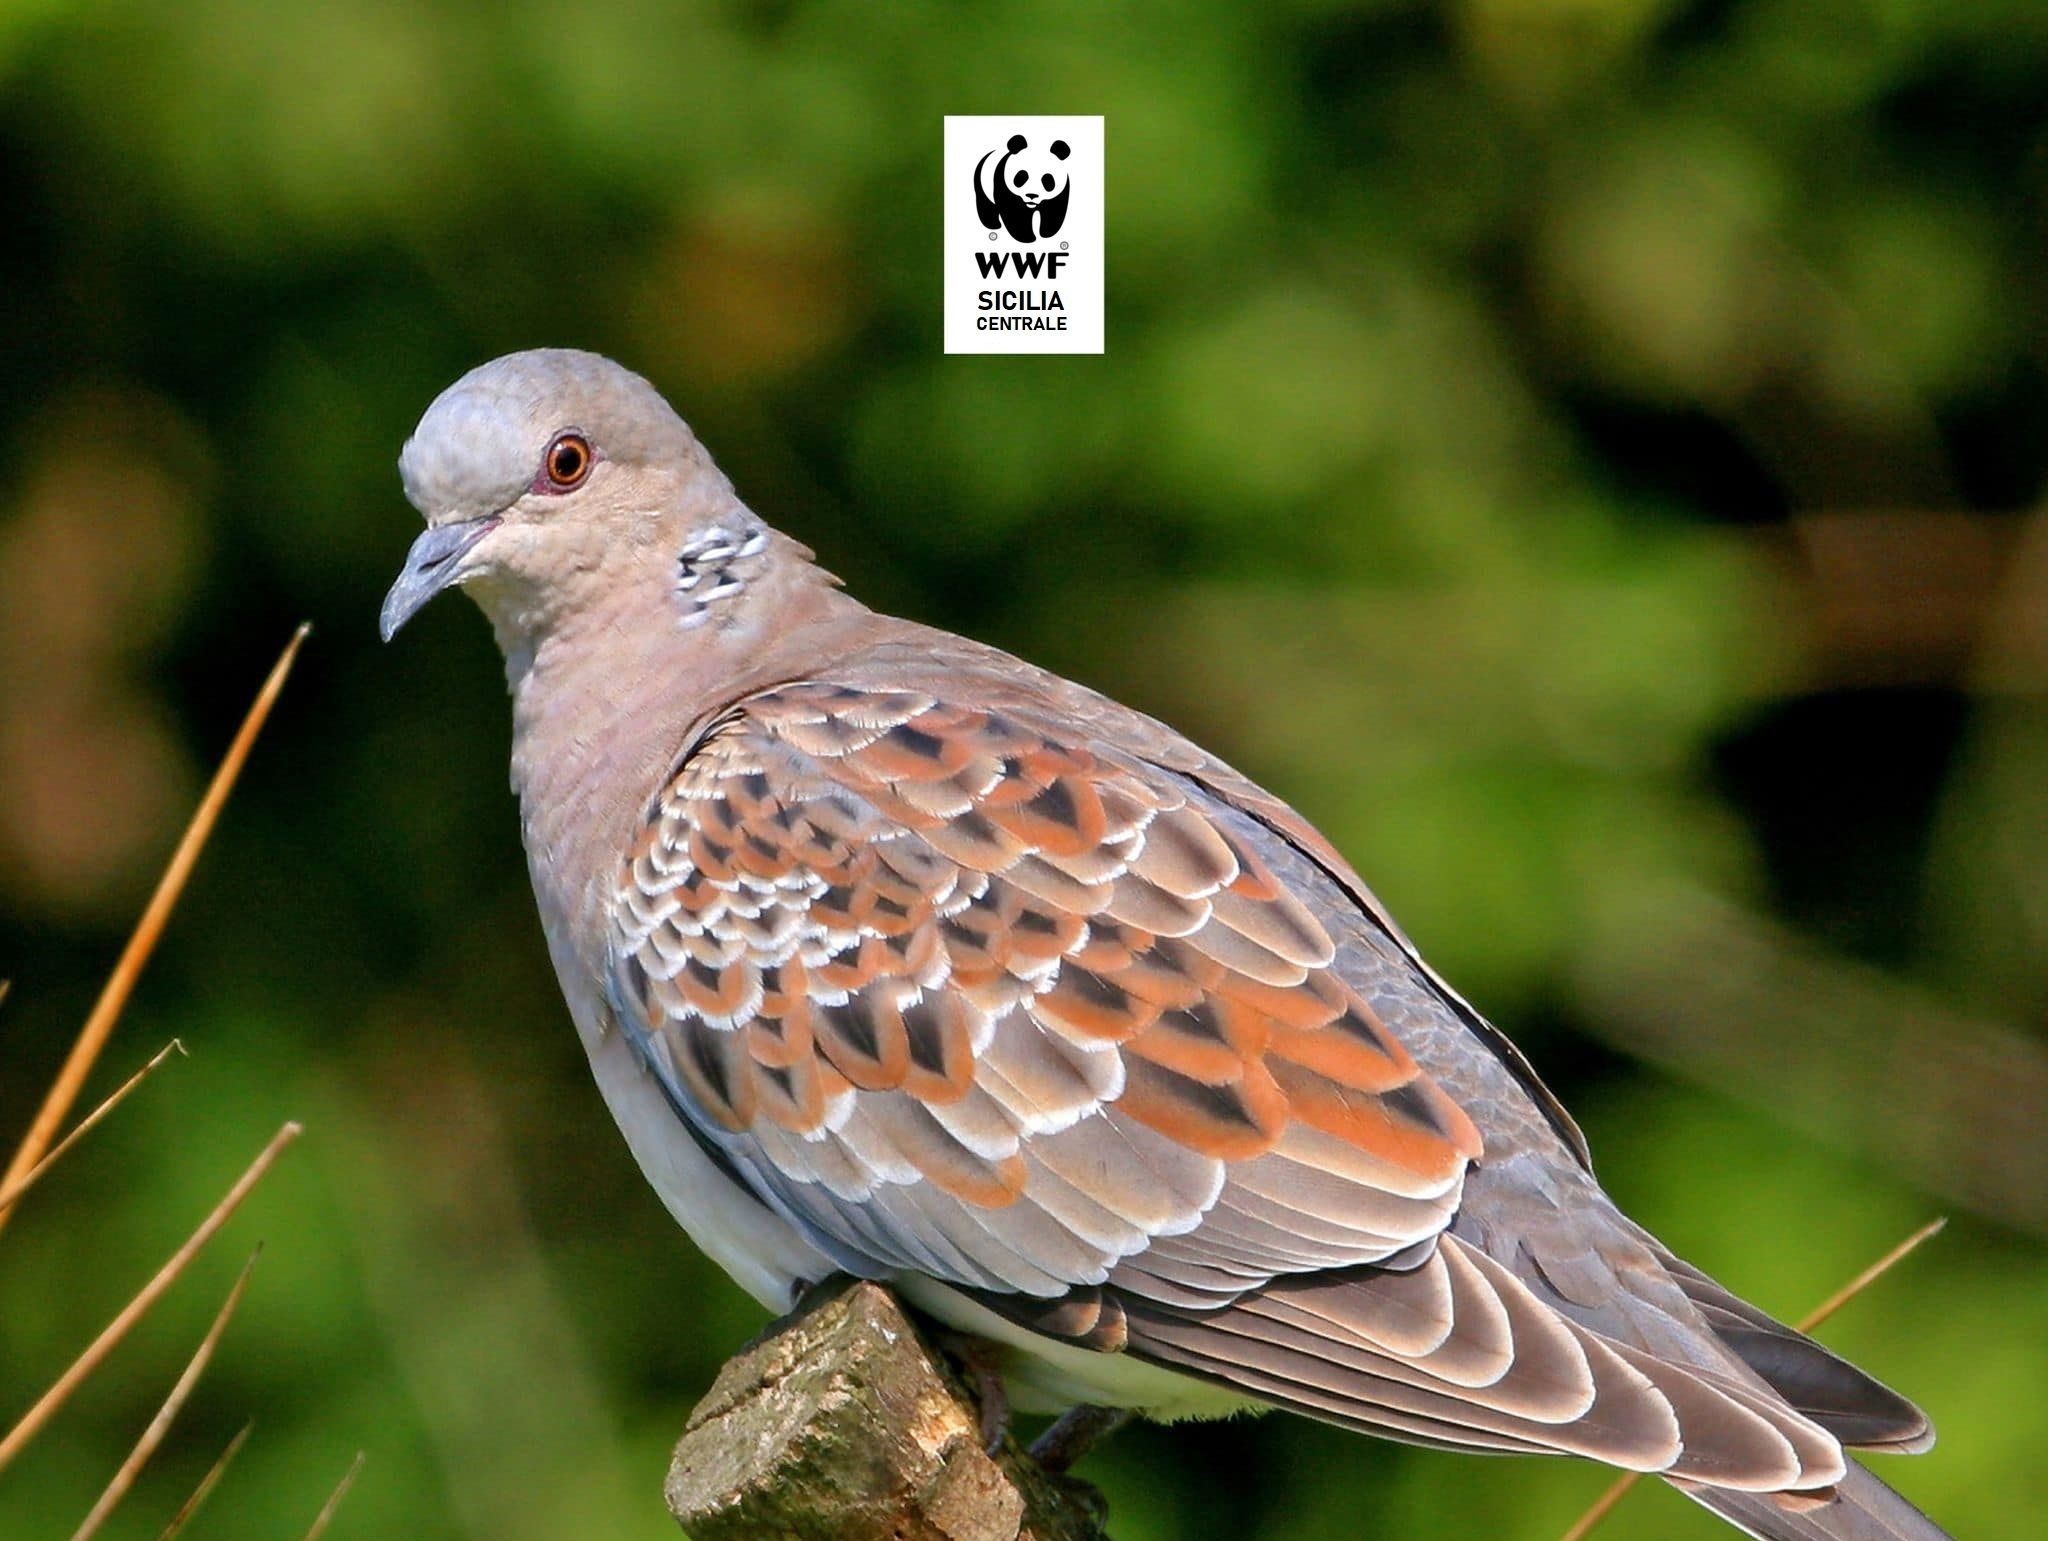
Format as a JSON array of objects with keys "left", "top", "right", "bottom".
[{"left": 381, "top": 348, "right": 1950, "bottom": 1541}]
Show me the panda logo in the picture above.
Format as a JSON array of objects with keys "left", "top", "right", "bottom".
[{"left": 973, "top": 134, "right": 1072, "bottom": 244}]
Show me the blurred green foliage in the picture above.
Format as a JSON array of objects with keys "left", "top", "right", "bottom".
[{"left": 1, "top": 1, "right": 2044, "bottom": 1537}]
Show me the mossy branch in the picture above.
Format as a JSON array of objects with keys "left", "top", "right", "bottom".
[{"left": 666, "top": 1279, "right": 1108, "bottom": 1541}]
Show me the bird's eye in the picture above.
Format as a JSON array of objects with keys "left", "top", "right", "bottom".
[{"left": 540, "top": 431, "right": 594, "bottom": 493}]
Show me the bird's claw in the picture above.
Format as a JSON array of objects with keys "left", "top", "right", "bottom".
[
  {"left": 1028, "top": 1405, "right": 1133, "bottom": 1473},
  {"left": 938, "top": 1332, "right": 1013, "bottom": 1454}
]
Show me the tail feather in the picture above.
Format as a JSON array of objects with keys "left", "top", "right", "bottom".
[
  {"left": 1680, "top": 1461, "right": 1953, "bottom": 1541},
  {"left": 1650, "top": 1245, "right": 1934, "bottom": 1453}
]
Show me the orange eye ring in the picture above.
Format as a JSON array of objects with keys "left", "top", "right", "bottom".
[{"left": 542, "top": 431, "right": 594, "bottom": 492}]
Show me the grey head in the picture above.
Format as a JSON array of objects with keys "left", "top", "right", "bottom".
[{"left": 380, "top": 349, "right": 741, "bottom": 645}]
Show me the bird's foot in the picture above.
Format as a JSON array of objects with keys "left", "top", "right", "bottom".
[
  {"left": 1028, "top": 1405, "right": 1133, "bottom": 1474},
  {"left": 937, "top": 1332, "right": 1012, "bottom": 1454}
]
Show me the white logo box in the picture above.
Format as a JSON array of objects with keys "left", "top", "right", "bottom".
[{"left": 944, "top": 115, "right": 1104, "bottom": 355}]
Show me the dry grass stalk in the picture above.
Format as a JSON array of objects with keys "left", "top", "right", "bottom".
[
  {"left": 1553, "top": 1472, "right": 1640, "bottom": 1541},
  {"left": 0, "top": 1040, "right": 185, "bottom": 1217},
  {"left": 69, "top": 1248, "right": 262, "bottom": 1541},
  {"left": 1556, "top": 1216, "right": 1947, "bottom": 1541},
  {"left": 0, "top": 624, "right": 308, "bottom": 1242},
  {"left": 301, "top": 1450, "right": 366, "bottom": 1541},
  {"left": 0, "top": 1121, "right": 301, "bottom": 1473},
  {"left": 153, "top": 1420, "right": 253, "bottom": 1541},
  {"left": 1797, "top": 1218, "right": 1947, "bottom": 1332}
]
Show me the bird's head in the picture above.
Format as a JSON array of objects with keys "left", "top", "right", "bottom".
[{"left": 380, "top": 348, "right": 738, "bottom": 647}]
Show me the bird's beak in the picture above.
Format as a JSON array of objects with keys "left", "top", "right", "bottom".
[{"left": 379, "top": 516, "right": 499, "bottom": 642}]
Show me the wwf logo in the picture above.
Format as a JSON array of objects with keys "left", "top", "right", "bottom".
[{"left": 973, "top": 133, "right": 1072, "bottom": 244}]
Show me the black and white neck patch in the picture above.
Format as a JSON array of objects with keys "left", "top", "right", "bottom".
[{"left": 675, "top": 523, "right": 769, "bottom": 628}]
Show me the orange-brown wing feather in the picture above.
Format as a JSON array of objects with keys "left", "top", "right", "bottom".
[{"left": 609, "top": 681, "right": 1480, "bottom": 1300}]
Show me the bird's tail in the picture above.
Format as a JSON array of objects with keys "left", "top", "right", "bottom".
[{"left": 1678, "top": 1461, "right": 1953, "bottom": 1541}]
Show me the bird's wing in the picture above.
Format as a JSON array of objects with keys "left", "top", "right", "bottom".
[
  {"left": 606, "top": 678, "right": 1845, "bottom": 1492},
  {"left": 609, "top": 680, "right": 1479, "bottom": 1299}
]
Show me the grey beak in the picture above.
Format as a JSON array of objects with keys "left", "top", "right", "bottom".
[{"left": 380, "top": 517, "right": 498, "bottom": 642}]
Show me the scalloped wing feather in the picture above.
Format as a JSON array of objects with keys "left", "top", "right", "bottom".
[{"left": 610, "top": 683, "right": 1481, "bottom": 1300}]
